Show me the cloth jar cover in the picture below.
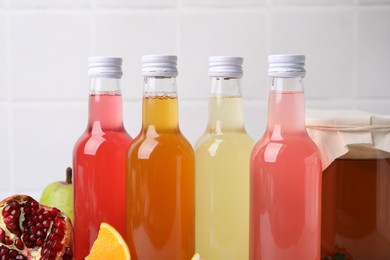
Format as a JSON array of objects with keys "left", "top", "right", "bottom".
[{"left": 306, "top": 109, "right": 390, "bottom": 170}]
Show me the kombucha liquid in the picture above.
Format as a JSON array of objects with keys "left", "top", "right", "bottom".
[
  {"left": 73, "top": 93, "right": 132, "bottom": 260},
  {"left": 195, "top": 96, "right": 254, "bottom": 260},
  {"left": 127, "top": 95, "right": 195, "bottom": 260},
  {"left": 250, "top": 91, "right": 322, "bottom": 260},
  {"left": 322, "top": 157, "right": 390, "bottom": 259}
]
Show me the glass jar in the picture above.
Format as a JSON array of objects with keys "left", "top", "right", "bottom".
[{"left": 306, "top": 110, "right": 390, "bottom": 260}]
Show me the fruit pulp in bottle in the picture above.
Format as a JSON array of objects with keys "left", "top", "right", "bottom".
[
  {"left": 250, "top": 91, "right": 322, "bottom": 259},
  {"left": 321, "top": 158, "right": 390, "bottom": 259},
  {"left": 127, "top": 95, "right": 195, "bottom": 260},
  {"left": 73, "top": 93, "right": 132, "bottom": 260},
  {"left": 195, "top": 96, "right": 254, "bottom": 260}
]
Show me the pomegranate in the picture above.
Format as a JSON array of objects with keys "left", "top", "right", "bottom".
[{"left": 0, "top": 194, "right": 73, "bottom": 260}]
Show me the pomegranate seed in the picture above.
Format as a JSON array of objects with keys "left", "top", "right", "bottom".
[
  {"left": 16, "top": 255, "right": 27, "bottom": 260},
  {"left": 0, "top": 228, "right": 5, "bottom": 241},
  {"left": 0, "top": 245, "right": 9, "bottom": 255},
  {"left": 25, "top": 240, "right": 33, "bottom": 248},
  {"left": 11, "top": 208, "right": 21, "bottom": 218},
  {"left": 48, "top": 239, "right": 57, "bottom": 248},
  {"left": 9, "top": 249, "right": 18, "bottom": 257},
  {"left": 30, "top": 201, "right": 39, "bottom": 209},
  {"left": 4, "top": 236, "right": 13, "bottom": 245},
  {"left": 52, "top": 227, "right": 65, "bottom": 237},
  {"left": 41, "top": 247, "right": 49, "bottom": 256},
  {"left": 36, "top": 230, "right": 45, "bottom": 238},
  {"left": 2, "top": 205, "right": 11, "bottom": 217},
  {"left": 23, "top": 207, "right": 31, "bottom": 214},
  {"left": 23, "top": 233, "right": 29, "bottom": 240},
  {"left": 3, "top": 215, "right": 15, "bottom": 224},
  {"left": 47, "top": 233, "right": 55, "bottom": 240},
  {"left": 38, "top": 215, "right": 45, "bottom": 222},
  {"left": 54, "top": 216, "right": 65, "bottom": 227},
  {"left": 37, "top": 208, "right": 44, "bottom": 215},
  {"left": 51, "top": 208, "right": 60, "bottom": 215},
  {"left": 6, "top": 222, "right": 18, "bottom": 232},
  {"left": 9, "top": 201, "right": 19, "bottom": 209},
  {"left": 42, "top": 210, "right": 51, "bottom": 219},
  {"left": 36, "top": 238, "right": 44, "bottom": 246},
  {"left": 36, "top": 222, "right": 43, "bottom": 230},
  {"left": 26, "top": 220, "right": 34, "bottom": 227},
  {"left": 29, "top": 226, "right": 38, "bottom": 234},
  {"left": 42, "top": 220, "right": 51, "bottom": 228},
  {"left": 29, "top": 234, "right": 37, "bottom": 242},
  {"left": 14, "top": 238, "right": 24, "bottom": 250}
]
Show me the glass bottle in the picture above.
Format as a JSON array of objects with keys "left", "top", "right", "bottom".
[
  {"left": 250, "top": 55, "right": 322, "bottom": 259},
  {"left": 73, "top": 57, "right": 132, "bottom": 260},
  {"left": 195, "top": 56, "right": 254, "bottom": 260},
  {"left": 126, "top": 55, "right": 195, "bottom": 260}
]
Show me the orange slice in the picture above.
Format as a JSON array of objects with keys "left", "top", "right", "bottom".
[{"left": 85, "top": 222, "right": 131, "bottom": 260}]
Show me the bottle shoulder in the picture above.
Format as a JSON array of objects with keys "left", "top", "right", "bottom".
[
  {"left": 128, "top": 130, "right": 194, "bottom": 155},
  {"left": 252, "top": 132, "right": 321, "bottom": 161},
  {"left": 74, "top": 129, "right": 132, "bottom": 152},
  {"left": 195, "top": 131, "right": 254, "bottom": 152}
]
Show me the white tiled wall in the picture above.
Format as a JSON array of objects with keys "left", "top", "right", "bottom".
[{"left": 0, "top": 0, "right": 389, "bottom": 200}]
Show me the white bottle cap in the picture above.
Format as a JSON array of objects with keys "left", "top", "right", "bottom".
[
  {"left": 142, "top": 55, "right": 178, "bottom": 77},
  {"left": 268, "top": 54, "right": 306, "bottom": 77},
  {"left": 88, "top": 57, "right": 123, "bottom": 78},
  {"left": 209, "top": 56, "right": 243, "bottom": 78}
]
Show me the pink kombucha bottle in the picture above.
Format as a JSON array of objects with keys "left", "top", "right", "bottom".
[
  {"left": 73, "top": 57, "right": 132, "bottom": 260},
  {"left": 250, "top": 55, "right": 322, "bottom": 259}
]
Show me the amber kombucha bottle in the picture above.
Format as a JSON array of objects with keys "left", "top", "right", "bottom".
[{"left": 126, "top": 55, "right": 195, "bottom": 260}]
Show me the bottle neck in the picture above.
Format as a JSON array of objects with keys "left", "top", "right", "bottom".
[
  {"left": 90, "top": 77, "right": 122, "bottom": 94},
  {"left": 267, "top": 77, "right": 306, "bottom": 132},
  {"left": 142, "top": 76, "right": 179, "bottom": 130},
  {"left": 88, "top": 77, "right": 124, "bottom": 130},
  {"left": 208, "top": 77, "right": 244, "bottom": 133}
]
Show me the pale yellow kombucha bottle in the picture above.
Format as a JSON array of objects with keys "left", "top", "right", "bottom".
[{"left": 195, "top": 56, "right": 254, "bottom": 260}]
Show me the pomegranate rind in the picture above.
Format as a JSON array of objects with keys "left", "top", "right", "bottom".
[{"left": 0, "top": 194, "right": 73, "bottom": 260}]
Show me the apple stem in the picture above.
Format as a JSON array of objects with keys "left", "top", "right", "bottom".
[{"left": 66, "top": 167, "right": 73, "bottom": 184}]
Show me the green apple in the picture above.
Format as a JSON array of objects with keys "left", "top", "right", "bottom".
[{"left": 40, "top": 167, "right": 74, "bottom": 224}]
